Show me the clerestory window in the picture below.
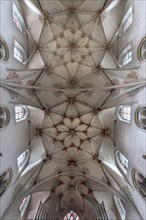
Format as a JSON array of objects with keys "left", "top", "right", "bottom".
[
  {"left": 117, "top": 105, "right": 131, "bottom": 123},
  {"left": 122, "top": 49, "right": 132, "bottom": 66},
  {"left": 15, "top": 105, "right": 28, "bottom": 122},
  {"left": 135, "top": 106, "right": 146, "bottom": 130},
  {"left": 17, "top": 150, "right": 29, "bottom": 172},
  {"left": 0, "top": 169, "right": 13, "bottom": 196},
  {"left": 119, "top": 6, "right": 133, "bottom": 36},
  {"left": 132, "top": 168, "right": 146, "bottom": 199},
  {"left": 115, "top": 151, "right": 129, "bottom": 175},
  {"left": 19, "top": 195, "right": 31, "bottom": 217},
  {"left": 114, "top": 196, "right": 126, "bottom": 220},
  {"left": 13, "top": 3, "right": 26, "bottom": 33}
]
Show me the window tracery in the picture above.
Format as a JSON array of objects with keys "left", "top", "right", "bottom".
[
  {"left": 137, "top": 36, "right": 146, "bottom": 61},
  {"left": 13, "top": 40, "right": 26, "bottom": 63},
  {"left": 17, "top": 150, "right": 29, "bottom": 172},
  {"left": 135, "top": 106, "right": 146, "bottom": 130},
  {"left": 114, "top": 196, "right": 126, "bottom": 220},
  {"left": 117, "top": 105, "right": 131, "bottom": 123},
  {"left": 0, "top": 106, "right": 10, "bottom": 128},
  {"left": 119, "top": 6, "right": 133, "bottom": 36},
  {"left": 15, "top": 105, "right": 28, "bottom": 122},
  {"left": 0, "top": 169, "right": 13, "bottom": 196},
  {"left": 13, "top": 3, "right": 26, "bottom": 33},
  {"left": 0, "top": 37, "right": 9, "bottom": 62},
  {"left": 115, "top": 151, "right": 129, "bottom": 175},
  {"left": 19, "top": 195, "right": 31, "bottom": 217},
  {"left": 64, "top": 210, "right": 80, "bottom": 220},
  {"left": 132, "top": 168, "right": 146, "bottom": 199},
  {"left": 122, "top": 49, "right": 132, "bottom": 66}
]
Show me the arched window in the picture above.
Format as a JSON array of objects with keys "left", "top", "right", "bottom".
[
  {"left": 122, "top": 49, "right": 132, "bottom": 66},
  {"left": 115, "top": 151, "right": 129, "bottom": 174},
  {"left": 64, "top": 210, "right": 80, "bottom": 220},
  {"left": 119, "top": 6, "right": 133, "bottom": 36},
  {"left": 0, "top": 37, "right": 9, "bottom": 62},
  {"left": 19, "top": 195, "right": 31, "bottom": 218},
  {"left": 0, "top": 106, "right": 10, "bottom": 128},
  {"left": 17, "top": 150, "right": 29, "bottom": 172},
  {"left": 13, "top": 3, "right": 26, "bottom": 33},
  {"left": 15, "top": 105, "right": 28, "bottom": 122},
  {"left": 135, "top": 106, "right": 146, "bottom": 130},
  {"left": 114, "top": 196, "right": 126, "bottom": 220},
  {"left": 118, "top": 45, "right": 132, "bottom": 67},
  {"left": 132, "top": 168, "right": 146, "bottom": 199},
  {"left": 117, "top": 105, "right": 131, "bottom": 123},
  {"left": 0, "top": 169, "right": 13, "bottom": 196},
  {"left": 13, "top": 40, "right": 27, "bottom": 64},
  {"left": 137, "top": 36, "right": 146, "bottom": 61}
]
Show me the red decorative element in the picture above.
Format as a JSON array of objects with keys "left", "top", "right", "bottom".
[
  {"left": 98, "top": 159, "right": 102, "bottom": 164},
  {"left": 77, "top": 146, "right": 82, "bottom": 151},
  {"left": 67, "top": 97, "right": 76, "bottom": 104},
  {"left": 63, "top": 147, "right": 68, "bottom": 151},
  {"left": 67, "top": 159, "right": 77, "bottom": 166},
  {"left": 42, "top": 107, "right": 51, "bottom": 115},
  {"left": 92, "top": 153, "right": 102, "bottom": 163},
  {"left": 92, "top": 153, "right": 99, "bottom": 160},
  {"left": 42, "top": 158, "right": 47, "bottom": 163},
  {"left": 46, "top": 153, "right": 52, "bottom": 160},
  {"left": 81, "top": 181, "right": 86, "bottom": 186},
  {"left": 100, "top": 127, "right": 109, "bottom": 137},
  {"left": 88, "top": 188, "right": 93, "bottom": 194},
  {"left": 35, "top": 127, "right": 44, "bottom": 136},
  {"left": 127, "top": 71, "right": 138, "bottom": 79}
]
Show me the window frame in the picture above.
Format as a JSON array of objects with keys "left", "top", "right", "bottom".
[
  {"left": 13, "top": 3, "right": 26, "bottom": 34},
  {"left": 15, "top": 105, "right": 28, "bottom": 123},
  {"left": 119, "top": 5, "right": 133, "bottom": 36},
  {"left": 122, "top": 49, "right": 132, "bottom": 66},
  {"left": 132, "top": 168, "right": 146, "bottom": 200},
  {"left": 118, "top": 45, "right": 132, "bottom": 67},
  {"left": 0, "top": 168, "right": 13, "bottom": 197},
  {"left": 13, "top": 40, "right": 27, "bottom": 64},
  {"left": 117, "top": 105, "right": 131, "bottom": 124},
  {"left": 135, "top": 106, "right": 146, "bottom": 130},
  {"left": 17, "top": 150, "right": 30, "bottom": 172},
  {"left": 0, "top": 106, "right": 10, "bottom": 129},
  {"left": 19, "top": 195, "right": 31, "bottom": 218},
  {"left": 115, "top": 151, "right": 129, "bottom": 175},
  {"left": 113, "top": 196, "right": 126, "bottom": 220}
]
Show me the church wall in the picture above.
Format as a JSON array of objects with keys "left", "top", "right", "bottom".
[
  {"left": 115, "top": 0, "right": 146, "bottom": 219},
  {"left": 0, "top": 0, "right": 29, "bottom": 218}
]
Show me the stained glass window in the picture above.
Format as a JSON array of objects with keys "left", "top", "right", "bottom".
[
  {"left": 64, "top": 210, "right": 80, "bottom": 220},
  {"left": 20, "top": 195, "right": 31, "bottom": 217}
]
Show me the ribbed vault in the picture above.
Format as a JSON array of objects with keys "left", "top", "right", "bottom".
[{"left": 1, "top": 0, "right": 145, "bottom": 219}]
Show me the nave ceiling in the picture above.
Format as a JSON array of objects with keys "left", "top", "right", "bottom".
[{"left": 1, "top": 0, "right": 145, "bottom": 219}]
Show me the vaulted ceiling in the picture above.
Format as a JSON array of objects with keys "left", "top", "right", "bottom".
[{"left": 1, "top": 0, "right": 145, "bottom": 219}]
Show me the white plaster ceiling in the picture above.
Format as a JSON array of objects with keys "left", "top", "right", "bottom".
[{"left": 1, "top": 1, "right": 145, "bottom": 218}]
